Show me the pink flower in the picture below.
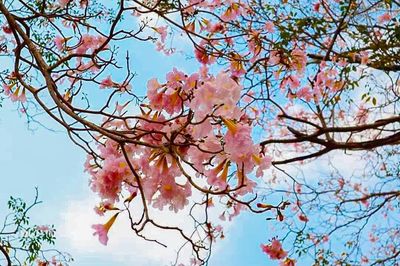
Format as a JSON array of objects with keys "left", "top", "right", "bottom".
[
  {"left": 146, "top": 78, "right": 163, "bottom": 109},
  {"left": 18, "top": 90, "right": 27, "bottom": 103},
  {"left": 166, "top": 67, "right": 185, "bottom": 89},
  {"left": 115, "top": 101, "right": 128, "bottom": 114},
  {"left": 74, "top": 34, "right": 108, "bottom": 54},
  {"left": 58, "top": 0, "right": 71, "bottom": 8},
  {"left": 54, "top": 36, "right": 66, "bottom": 51},
  {"left": 146, "top": 71, "right": 184, "bottom": 114},
  {"left": 194, "top": 41, "right": 216, "bottom": 65},
  {"left": 224, "top": 123, "right": 256, "bottom": 170},
  {"left": 206, "top": 159, "right": 229, "bottom": 189},
  {"left": 298, "top": 213, "right": 309, "bottom": 222},
  {"left": 207, "top": 22, "right": 225, "bottom": 33},
  {"left": 261, "top": 239, "right": 288, "bottom": 260},
  {"left": 118, "top": 81, "right": 132, "bottom": 92},
  {"left": 2, "top": 25, "right": 12, "bottom": 34},
  {"left": 313, "top": 2, "right": 320, "bottom": 12},
  {"left": 92, "top": 213, "right": 119, "bottom": 245},
  {"left": 182, "top": 73, "right": 199, "bottom": 91},
  {"left": 94, "top": 205, "right": 106, "bottom": 216},
  {"left": 228, "top": 201, "right": 245, "bottom": 221},
  {"left": 361, "top": 256, "right": 369, "bottom": 264},
  {"left": 378, "top": 13, "right": 391, "bottom": 24},
  {"left": 100, "top": 76, "right": 115, "bottom": 89},
  {"left": 10, "top": 87, "right": 27, "bottom": 103},
  {"left": 269, "top": 50, "right": 281, "bottom": 65},
  {"left": 265, "top": 21, "right": 275, "bottom": 33},
  {"left": 281, "top": 75, "right": 300, "bottom": 90},
  {"left": 149, "top": 175, "right": 192, "bottom": 212},
  {"left": 90, "top": 154, "right": 129, "bottom": 200},
  {"left": 254, "top": 154, "right": 272, "bottom": 177},
  {"left": 94, "top": 201, "right": 118, "bottom": 216},
  {"left": 154, "top": 26, "right": 168, "bottom": 42},
  {"left": 35, "top": 225, "right": 51, "bottom": 232},
  {"left": 221, "top": 3, "right": 241, "bottom": 21},
  {"left": 88, "top": 140, "right": 130, "bottom": 202},
  {"left": 296, "top": 86, "right": 313, "bottom": 102},
  {"left": 186, "top": 135, "right": 219, "bottom": 170},
  {"left": 295, "top": 183, "right": 302, "bottom": 193},
  {"left": 2, "top": 84, "right": 11, "bottom": 96},
  {"left": 79, "top": 0, "right": 88, "bottom": 8},
  {"left": 190, "top": 72, "right": 242, "bottom": 120}
]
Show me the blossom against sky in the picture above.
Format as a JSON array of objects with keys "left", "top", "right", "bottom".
[
  {"left": 0, "top": 102, "right": 272, "bottom": 265},
  {"left": 0, "top": 34, "right": 272, "bottom": 265}
]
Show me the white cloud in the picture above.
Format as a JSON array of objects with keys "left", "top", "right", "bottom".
[
  {"left": 59, "top": 195, "right": 176, "bottom": 266},
  {"left": 58, "top": 188, "right": 235, "bottom": 266}
]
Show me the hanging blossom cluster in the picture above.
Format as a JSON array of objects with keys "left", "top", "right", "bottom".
[
  {"left": 49, "top": 2, "right": 384, "bottom": 265},
  {"left": 261, "top": 239, "right": 296, "bottom": 266},
  {"left": 86, "top": 67, "right": 273, "bottom": 224}
]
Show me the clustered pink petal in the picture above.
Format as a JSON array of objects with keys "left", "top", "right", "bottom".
[
  {"left": 154, "top": 26, "right": 168, "bottom": 43},
  {"left": 261, "top": 239, "right": 288, "bottom": 260},
  {"left": 151, "top": 175, "right": 192, "bottom": 212},
  {"left": 100, "top": 76, "right": 115, "bottom": 89},
  {"left": 5, "top": 85, "right": 27, "bottom": 103},
  {"left": 2, "top": 25, "right": 12, "bottom": 34},
  {"left": 87, "top": 139, "right": 131, "bottom": 202},
  {"left": 146, "top": 75, "right": 183, "bottom": 114},
  {"left": 378, "top": 12, "right": 392, "bottom": 24},
  {"left": 35, "top": 225, "right": 52, "bottom": 232},
  {"left": 224, "top": 124, "right": 256, "bottom": 171},
  {"left": 54, "top": 36, "right": 65, "bottom": 51},
  {"left": 265, "top": 21, "right": 275, "bottom": 33},
  {"left": 189, "top": 72, "right": 242, "bottom": 120}
]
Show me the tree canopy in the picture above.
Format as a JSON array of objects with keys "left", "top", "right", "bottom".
[{"left": 1, "top": 0, "right": 399, "bottom": 265}]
